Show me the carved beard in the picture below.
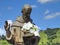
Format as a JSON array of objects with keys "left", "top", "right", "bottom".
[{"left": 23, "top": 15, "right": 30, "bottom": 22}]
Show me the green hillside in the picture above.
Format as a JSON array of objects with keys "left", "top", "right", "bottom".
[{"left": 38, "top": 28, "right": 60, "bottom": 45}]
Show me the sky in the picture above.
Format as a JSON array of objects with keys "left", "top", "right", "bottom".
[{"left": 0, "top": 0, "right": 60, "bottom": 35}]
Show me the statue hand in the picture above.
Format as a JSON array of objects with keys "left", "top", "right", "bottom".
[{"left": 4, "top": 20, "right": 10, "bottom": 31}]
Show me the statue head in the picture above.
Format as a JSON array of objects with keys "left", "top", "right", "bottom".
[
  {"left": 21, "top": 4, "right": 32, "bottom": 22},
  {"left": 22, "top": 4, "right": 32, "bottom": 15}
]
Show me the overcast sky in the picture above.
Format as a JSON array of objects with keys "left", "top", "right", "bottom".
[{"left": 0, "top": 0, "right": 60, "bottom": 35}]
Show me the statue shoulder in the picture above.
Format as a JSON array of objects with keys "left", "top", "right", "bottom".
[
  {"left": 16, "top": 16, "right": 22, "bottom": 20},
  {"left": 12, "top": 16, "right": 24, "bottom": 27},
  {"left": 16, "top": 16, "right": 24, "bottom": 22}
]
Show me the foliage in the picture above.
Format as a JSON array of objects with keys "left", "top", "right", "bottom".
[{"left": 38, "top": 28, "right": 60, "bottom": 45}]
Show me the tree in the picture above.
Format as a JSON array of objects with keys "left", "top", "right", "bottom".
[{"left": 1, "top": 35, "right": 6, "bottom": 40}]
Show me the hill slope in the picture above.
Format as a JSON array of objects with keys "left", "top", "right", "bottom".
[{"left": 39, "top": 28, "right": 60, "bottom": 45}]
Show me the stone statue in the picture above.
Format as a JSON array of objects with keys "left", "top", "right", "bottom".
[{"left": 4, "top": 4, "right": 40, "bottom": 45}]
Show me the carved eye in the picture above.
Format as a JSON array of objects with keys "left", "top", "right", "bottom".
[{"left": 14, "top": 28, "right": 16, "bottom": 33}]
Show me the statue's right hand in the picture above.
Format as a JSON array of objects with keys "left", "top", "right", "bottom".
[{"left": 4, "top": 20, "right": 9, "bottom": 31}]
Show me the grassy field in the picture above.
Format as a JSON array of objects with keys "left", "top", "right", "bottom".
[{"left": 0, "top": 40, "right": 12, "bottom": 45}]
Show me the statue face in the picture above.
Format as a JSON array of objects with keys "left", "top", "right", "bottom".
[
  {"left": 22, "top": 8, "right": 32, "bottom": 16},
  {"left": 22, "top": 8, "right": 32, "bottom": 22},
  {"left": 22, "top": 4, "right": 32, "bottom": 16}
]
